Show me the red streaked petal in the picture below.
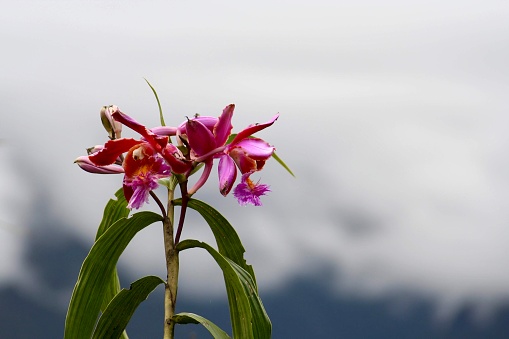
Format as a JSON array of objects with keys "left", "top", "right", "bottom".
[
  {"left": 214, "top": 104, "right": 234, "bottom": 147},
  {"left": 112, "top": 110, "right": 151, "bottom": 138},
  {"left": 123, "top": 181, "right": 134, "bottom": 206},
  {"left": 89, "top": 138, "right": 143, "bottom": 166},
  {"left": 161, "top": 144, "right": 192, "bottom": 174},
  {"left": 112, "top": 110, "right": 163, "bottom": 152},
  {"left": 230, "top": 114, "right": 279, "bottom": 146},
  {"left": 228, "top": 148, "right": 258, "bottom": 174}
]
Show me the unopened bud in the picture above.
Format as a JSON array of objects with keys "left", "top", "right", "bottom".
[{"left": 100, "top": 105, "right": 122, "bottom": 139}]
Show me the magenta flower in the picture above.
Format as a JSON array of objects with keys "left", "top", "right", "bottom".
[
  {"left": 184, "top": 104, "right": 278, "bottom": 205},
  {"left": 233, "top": 173, "right": 271, "bottom": 206},
  {"left": 78, "top": 107, "right": 191, "bottom": 209},
  {"left": 122, "top": 143, "right": 171, "bottom": 209},
  {"left": 77, "top": 104, "right": 278, "bottom": 207}
]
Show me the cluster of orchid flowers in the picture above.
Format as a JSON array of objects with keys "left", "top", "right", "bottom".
[{"left": 75, "top": 104, "right": 278, "bottom": 209}]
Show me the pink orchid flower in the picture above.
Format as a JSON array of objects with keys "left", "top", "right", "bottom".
[
  {"left": 77, "top": 107, "right": 191, "bottom": 209},
  {"left": 184, "top": 104, "right": 278, "bottom": 206},
  {"left": 77, "top": 104, "right": 278, "bottom": 207}
]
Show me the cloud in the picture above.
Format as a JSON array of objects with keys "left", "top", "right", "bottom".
[{"left": 2, "top": 0, "right": 509, "bottom": 321}]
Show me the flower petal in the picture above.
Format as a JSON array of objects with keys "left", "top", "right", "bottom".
[
  {"left": 228, "top": 147, "right": 268, "bottom": 174},
  {"left": 112, "top": 110, "right": 167, "bottom": 152},
  {"left": 161, "top": 144, "right": 192, "bottom": 174},
  {"left": 150, "top": 126, "right": 178, "bottom": 136},
  {"left": 186, "top": 118, "right": 216, "bottom": 156},
  {"left": 75, "top": 156, "right": 124, "bottom": 174},
  {"left": 177, "top": 116, "right": 218, "bottom": 135},
  {"left": 233, "top": 173, "right": 270, "bottom": 206},
  {"left": 232, "top": 138, "right": 275, "bottom": 160},
  {"left": 188, "top": 160, "right": 214, "bottom": 196},
  {"left": 214, "top": 104, "right": 234, "bottom": 147},
  {"left": 229, "top": 114, "right": 279, "bottom": 146},
  {"left": 112, "top": 110, "right": 152, "bottom": 139},
  {"left": 218, "top": 154, "right": 237, "bottom": 196},
  {"left": 89, "top": 138, "right": 143, "bottom": 166}
]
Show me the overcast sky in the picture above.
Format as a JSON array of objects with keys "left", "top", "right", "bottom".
[{"left": 1, "top": 0, "right": 509, "bottom": 321}]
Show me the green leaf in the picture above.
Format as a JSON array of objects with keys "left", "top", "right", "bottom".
[
  {"left": 95, "top": 188, "right": 130, "bottom": 240},
  {"left": 94, "top": 189, "right": 130, "bottom": 320},
  {"left": 173, "top": 312, "right": 231, "bottom": 339},
  {"left": 177, "top": 240, "right": 271, "bottom": 339},
  {"left": 93, "top": 276, "right": 165, "bottom": 339},
  {"left": 64, "top": 211, "right": 163, "bottom": 339},
  {"left": 144, "top": 78, "right": 165, "bottom": 126},
  {"left": 174, "top": 199, "right": 271, "bottom": 337},
  {"left": 174, "top": 198, "right": 256, "bottom": 284},
  {"left": 272, "top": 151, "right": 295, "bottom": 177}
]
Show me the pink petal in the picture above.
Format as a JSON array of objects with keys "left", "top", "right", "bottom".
[
  {"left": 214, "top": 104, "right": 234, "bottom": 147},
  {"left": 233, "top": 173, "right": 270, "bottom": 206},
  {"left": 112, "top": 110, "right": 151, "bottom": 138},
  {"left": 186, "top": 118, "right": 216, "bottom": 156},
  {"left": 218, "top": 154, "right": 237, "bottom": 196},
  {"left": 177, "top": 116, "right": 219, "bottom": 134},
  {"left": 230, "top": 114, "right": 279, "bottom": 146},
  {"left": 75, "top": 156, "right": 124, "bottom": 174},
  {"left": 188, "top": 160, "right": 214, "bottom": 196},
  {"left": 233, "top": 138, "right": 275, "bottom": 160},
  {"left": 112, "top": 110, "right": 165, "bottom": 152},
  {"left": 151, "top": 126, "right": 178, "bottom": 136}
]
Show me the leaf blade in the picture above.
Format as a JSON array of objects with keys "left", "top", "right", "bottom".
[
  {"left": 177, "top": 239, "right": 271, "bottom": 339},
  {"left": 92, "top": 275, "right": 165, "bottom": 339},
  {"left": 272, "top": 151, "right": 295, "bottom": 177},
  {"left": 64, "top": 211, "right": 163, "bottom": 339},
  {"left": 144, "top": 78, "right": 166, "bottom": 126},
  {"left": 173, "top": 312, "right": 231, "bottom": 339}
]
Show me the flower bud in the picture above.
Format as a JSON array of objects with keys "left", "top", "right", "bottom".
[{"left": 100, "top": 105, "right": 122, "bottom": 139}]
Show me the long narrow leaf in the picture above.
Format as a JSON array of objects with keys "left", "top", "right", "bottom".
[
  {"left": 173, "top": 198, "right": 255, "bottom": 283},
  {"left": 144, "top": 78, "right": 166, "bottom": 126},
  {"left": 177, "top": 240, "right": 271, "bottom": 339},
  {"left": 174, "top": 199, "right": 272, "bottom": 338},
  {"left": 64, "top": 211, "right": 163, "bottom": 339},
  {"left": 272, "top": 151, "right": 295, "bottom": 177},
  {"left": 93, "top": 275, "right": 165, "bottom": 339},
  {"left": 173, "top": 312, "right": 231, "bottom": 339},
  {"left": 95, "top": 189, "right": 130, "bottom": 316},
  {"left": 95, "top": 188, "right": 129, "bottom": 240}
]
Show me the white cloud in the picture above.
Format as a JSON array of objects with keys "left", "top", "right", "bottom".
[{"left": 1, "top": 0, "right": 509, "bottom": 319}]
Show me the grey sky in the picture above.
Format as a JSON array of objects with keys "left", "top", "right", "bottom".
[{"left": 1, "top": 0, "right": 509, "bottom": 319}]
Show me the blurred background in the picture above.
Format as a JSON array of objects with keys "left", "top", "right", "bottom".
[{"left": 1, "top": 0, "right": 509, "bottom": 338}]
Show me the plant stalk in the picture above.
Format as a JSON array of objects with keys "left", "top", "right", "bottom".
[{"left": 163, "top": 188, "right": 179, "bottom": 339}]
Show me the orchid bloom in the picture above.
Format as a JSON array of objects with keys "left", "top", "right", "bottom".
[
  {"left": 76, "top": 107, "right": 190, "bottom": 209},
  {"left": 76, "top": 104, "right": 278, "bottom": 208},
  {"left": 184, "top": 104, "right": 278, "bottom": 205}
]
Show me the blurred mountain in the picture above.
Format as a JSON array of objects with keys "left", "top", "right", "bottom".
[{"left": 1, "top": 223, "right": 508, "bottom": 338}]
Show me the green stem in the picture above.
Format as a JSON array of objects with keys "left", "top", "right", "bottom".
[{"left": 163, "top": 188, "right": 179, "bottom": 339}]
